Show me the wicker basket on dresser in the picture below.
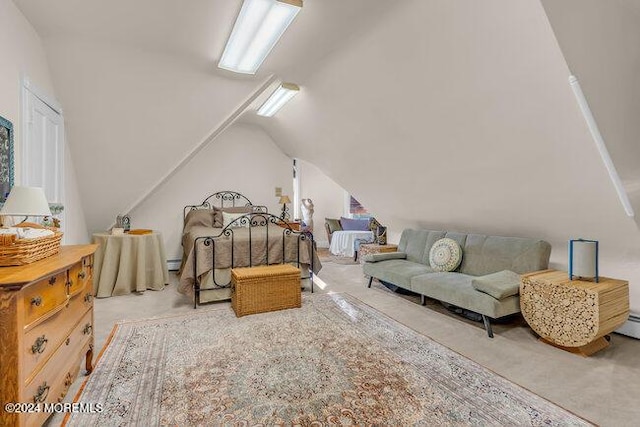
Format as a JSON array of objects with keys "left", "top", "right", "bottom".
[{"left": 0, "top": 245, "right": 97, "bottom": 427}]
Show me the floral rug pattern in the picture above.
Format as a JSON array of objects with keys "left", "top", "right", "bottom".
[{"left": 66, "top": 294, "right": 591, "bottom": 426}]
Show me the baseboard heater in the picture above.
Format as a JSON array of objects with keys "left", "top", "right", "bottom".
[
  {"left": 616, "top": 314, "right": 640, "bottom": 339},
  {"left": 166, "top": 259, "right": 181, "bottom": 272}
]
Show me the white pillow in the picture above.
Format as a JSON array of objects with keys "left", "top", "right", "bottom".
[
  {"left": 222, "top": 211, "right": 249, "bottom": 228},
  {"left": 429, "top": 238, "right": 463, "bottom": 272}
]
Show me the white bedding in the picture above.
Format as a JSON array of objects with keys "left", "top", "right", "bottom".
[{"left": 329, "top": 230, "right": 373, "bottom": 257}]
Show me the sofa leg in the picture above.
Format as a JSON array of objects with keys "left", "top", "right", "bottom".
[
  {"left": 421, "top": 295, "right": 426, "bottom": 306},
  {"left": 482, "top": 315, "right": 494, "bottom": 338},
  {"left": 367, "top": 276, "right": 373, "bottom": 288},
  {"left": 354, "top": 251, "right": 358, "bottom": 262}
]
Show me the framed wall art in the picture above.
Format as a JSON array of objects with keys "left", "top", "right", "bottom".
[{"left": 0, "top": 115, "right": 14, "bottom": 205}]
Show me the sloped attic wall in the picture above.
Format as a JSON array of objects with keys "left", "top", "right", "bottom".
[
  {"left": 40, "top": 35, "right": 261, "bottom": 233},
  {"left": 540, "top": 0, "right": 640, "bottom": 220},
  {"left": 130, "top": 124, "right": 293, "bottom": 262},
  {"left": 258, "top": 0, "right": 640, "bottom": 310}
]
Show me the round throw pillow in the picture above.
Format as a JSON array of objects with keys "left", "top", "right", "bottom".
[{"left": 429, "top": 238, "right": 462, "bottom": 272}]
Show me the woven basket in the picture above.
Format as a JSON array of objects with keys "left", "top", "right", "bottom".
[
  {"left": 0, "top": 224, "right": 63, "bottom": 266},
  {"left": 231, "top": 264, "right": 301, "bottom": 317}
]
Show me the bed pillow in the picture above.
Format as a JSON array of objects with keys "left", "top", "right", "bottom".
[
  {"left": 222, "top": 211, "right": 249, "bottom": 228},
  {"left": 340, "top": 217, "right": 371, "bottom": 231},
  {"left": 214, "top": 206, "right": 252, "bottom": 227},
  {"left": 428, "top": 238, "right": 463, "bottom": 272},
  {"left": 184, "top": 209, "right": 215, "bottom": 231}
]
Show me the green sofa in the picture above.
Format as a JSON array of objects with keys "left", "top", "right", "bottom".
[{"left": 362, "top": 229, "right": 551, "bottom": 337}]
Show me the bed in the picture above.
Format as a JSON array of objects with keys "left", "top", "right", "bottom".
[{"left": 178, "top": 191, "right": 321, "bottom": 307}]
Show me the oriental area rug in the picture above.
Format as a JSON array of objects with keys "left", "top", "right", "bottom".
[{"left": 65, "top": 294, "right": 591, "bottom": 426}]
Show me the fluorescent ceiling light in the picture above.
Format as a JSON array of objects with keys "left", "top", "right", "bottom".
[
  {"left": 218, "top": 0, "right": 302, "bottom": 74},
  {"left": 257, "top": 83, "right": 299, "bottom": 117},
  {"left": 569, "top": 75, "right": 635, "bottom": 217}
]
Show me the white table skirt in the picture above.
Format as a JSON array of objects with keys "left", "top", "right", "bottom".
[{"left": 329, "top": 230, "right": 373, "bottom": 257}]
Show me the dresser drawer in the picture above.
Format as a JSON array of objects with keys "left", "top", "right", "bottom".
[
  {"left": 23, "top": 317, "right": 92, "bottom": 427},
  {"left": 68, "top": 256, "right": 92, "bottom": 296},
  {"left": 23, "top": 310, "right": 93, "bottom": 414},
  {"left": 23, "top": 272, "right": 68, "bottom": 326},
  {"left": 23, "top": 287, "right": 93, "bottom": 383}
]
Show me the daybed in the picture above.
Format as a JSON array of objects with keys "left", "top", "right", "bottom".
[
  {"left": 363, "top": 229, "right": 551, "bottom": 337},
  {"left": 178, "top": 191, "right": 321, "bottom": 307},
  {"left": 325, "top": 217, "right": 378, "bottom": 258}
]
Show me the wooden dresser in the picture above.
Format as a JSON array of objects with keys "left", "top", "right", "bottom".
[{"left": 0, "top": 245, "right": 97, "bottom": 427}]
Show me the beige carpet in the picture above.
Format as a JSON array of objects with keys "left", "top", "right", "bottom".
[{"left": 48, "top": 258, "right": 640, "bottom": 426}]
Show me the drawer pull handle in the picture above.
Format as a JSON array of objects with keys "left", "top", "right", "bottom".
[
  {"left": 78, "top": 271, "right": 86, "bottom": 279},
  {"left": 31, "top": 296, "right": 42, "bottom": 307},
  {"left": 83, "top": 324, "right": 93, "bottom": 335},
  {"left": 84, "top": 294, "right": 93, "bottom": 303},
  {"left": 33, "top": 382, "right": 49, "bottom": 403},
  {"left": 66, "top": 337, "right": 71, "bottom": 345},
  {"left": 31, "top": 335, "right": 48, "bottom": 354},
  {"left": 49, "top": 277, "right": 57, "bottom": 285}
]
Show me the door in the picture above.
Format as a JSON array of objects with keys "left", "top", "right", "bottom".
[{"left": 22, "top": 83, "right": 65, "bottom": 232}]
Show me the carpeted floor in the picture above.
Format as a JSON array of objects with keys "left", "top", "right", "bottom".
[
  {"left": 47, "top": 256, "right": 640, "bottom": 426},
  {"left": 66, "top": 294, "right": 589, "bottom": 426}
]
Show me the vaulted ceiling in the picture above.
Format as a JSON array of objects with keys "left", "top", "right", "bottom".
[{"left": 13, "top": 0, "right": 640, "bottom": 308}]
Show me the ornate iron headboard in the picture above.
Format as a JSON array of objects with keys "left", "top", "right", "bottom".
[{"left": 183, "top": 191, "right": 266, "bottom": 220}]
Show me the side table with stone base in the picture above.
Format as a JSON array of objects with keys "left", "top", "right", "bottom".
[{"left": 520, "top": 269, "right": 629, "bottom": 356}]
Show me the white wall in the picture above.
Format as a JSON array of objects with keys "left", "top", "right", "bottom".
[
  {"left": 130, "top": 124, "right": 293, "bottom": 261},
  {"left": 298, "top": 159, "right": 345, "bottom": 247},
  {"left": 259, "top": 0, "right": 640, "bottom": 311},
  {"left": 0, "top": 0, "right": 88, "bottom": 242},
  {"left": 42, "top": 36, "right": 262, "bottom": 234}
]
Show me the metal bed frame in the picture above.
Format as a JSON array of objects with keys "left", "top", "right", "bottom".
[{"left": 183, "top": 191, "right": 315, "bottom": 308}]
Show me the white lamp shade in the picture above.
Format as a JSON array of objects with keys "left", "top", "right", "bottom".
[
  {"left": 218, "top": 0, "right": 302, "bottom": 74},
  {"left": 0, "top": 186, "right": 52, "bottom": 217}
]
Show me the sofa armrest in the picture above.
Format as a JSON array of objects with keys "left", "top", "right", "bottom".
[
  {"left": 471, "top": 270, "right": 521, "bottom": 300},
  {"left": 363, "top": 252, "right": 407, "bottom": 263}
]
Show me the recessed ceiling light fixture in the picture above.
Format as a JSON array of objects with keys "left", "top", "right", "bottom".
[
  {"left": 257, "top": 83, "right": 300, "bottom": 117},
  {"left": 218, "top": 0, "right": 303, "bottom": 74}
]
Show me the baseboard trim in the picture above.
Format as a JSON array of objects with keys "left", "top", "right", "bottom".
[{"left": 615, "top": 314, "right": 640, "bottom": 339}]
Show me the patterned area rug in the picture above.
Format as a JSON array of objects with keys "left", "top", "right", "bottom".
[{"left": 66, "top": 294, "right": 591, "bottom": 426}]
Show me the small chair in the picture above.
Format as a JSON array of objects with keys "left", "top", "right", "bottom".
[{"left": 353, "top": 218, "right": 381, "bottom": 261}]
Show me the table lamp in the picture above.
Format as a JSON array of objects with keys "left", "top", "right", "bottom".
[
  {"left": 279, "top": 195, "right": 291, "bottom": 220},
  {"left": 569, "top": 238, "right": 599, "bottom": 282},
  {"left": 0, "top": 186, "right": 52, "bottom": 224}
]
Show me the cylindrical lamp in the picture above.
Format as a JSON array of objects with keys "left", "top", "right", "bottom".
[{"left": 568, "top": 239, "right": 599, "bottom": 282}]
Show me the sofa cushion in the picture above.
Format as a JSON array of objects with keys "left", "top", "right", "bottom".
[
  {"left": 419, "top": 231, "right": 447, "bottom": 265},
  {"left": 410, "top": 272, "right": 521, "bottom": 318},
  {"left": 363, "top": 259, "right": 435, "bottom": 289},
  {"left": 340, "top": 217, "right": 370, "bottom": 231},
  {"left": 325, "top": 218, "right": 343, "bottom": 234},
  {"left": 363, "top": 252, "right": 407, "bottom": 263},
  {"left": 459, "top": 235, "right": 551, "bottom": 276},
  {"left": 429, "top": 238, "right": 463, "bottom": 272},
  {"left": 471, "top": 270, "right": 521, "bottom": 300},
  {"left": 398, "top": 229, "right": 431, "bottom": 263}
]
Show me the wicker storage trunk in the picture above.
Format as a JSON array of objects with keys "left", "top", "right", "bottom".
[{"left": 231, "top": 264, "right": 301, "bottom": 317}]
